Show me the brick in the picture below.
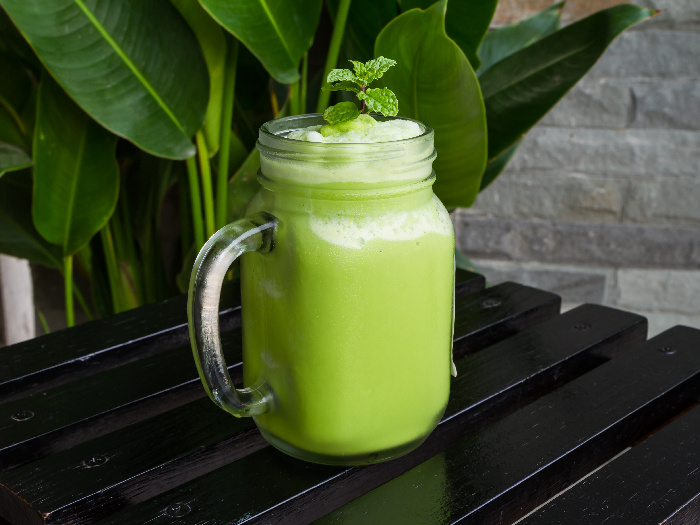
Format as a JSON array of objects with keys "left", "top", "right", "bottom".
[
  {"left": 468, "top": 171, "right": 624, "bottom": 223},
  {"left": 467, "top": 259, "right": 609, "bottom": 304},
  {"left": 615, "top": 269, "right": 700, "bottom": 315},
  {"left": 540, "top": 79, "right": 631, "bottom": 128},
  {"left": 455, "top": 216, "right": 700, "bottom": 269},
  {"left": 630, "top": 80, "right": 700, "bottom": 131},
  {"left": 508, "top": 127, "right": 700, "bottom": 178},
  {"left": 588, "top": 30, "right": 700, "bottom": 79},
  {"left": 539, "top": 78, "right": 700, "bottom": 131},
  {"left": 624, "top": 177, "right": 700, "bottom": 227}
]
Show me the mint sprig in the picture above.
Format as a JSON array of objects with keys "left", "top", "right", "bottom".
[{"left": 323, "top": 57, "right": 398, "bottom": 125}]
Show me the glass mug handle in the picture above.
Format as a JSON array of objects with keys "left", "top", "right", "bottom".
[{"left": 187, "top": 211, "right": 278, "bottom": 417}]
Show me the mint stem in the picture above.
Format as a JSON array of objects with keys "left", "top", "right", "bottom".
[{"left": 361, "top": 85, "right": 366, "bottom": 113}]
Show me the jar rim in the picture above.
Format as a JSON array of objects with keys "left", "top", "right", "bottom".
[
  {"left": 259, "top": 113, "right": 433, "bottom": 147},
  {"left": 257, "top": 114, "right": 436, "bottom": 189}
]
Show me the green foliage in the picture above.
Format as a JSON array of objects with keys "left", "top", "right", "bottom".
[
  {"left": 376, "top": 0, "right": 487, "bottom": 208},
  {"left": 200, "top": 0, "right": 322, "bottom": 84},
  {"left": 400, "top": 0, "right": 498, "bottom": 70},
  {"left": 478, "top": 2, "right": 563, "bottom": 75},
  {"left": 481, "top": 4, "right": 655, "bottom": 161},
  {"left": 327, "top": 0, "right": 397, "bottom": 63},
  {"left": 33, "top": 76, "right": 119, "bottom": 256},
  {"left": 0, "top": 170, "right": 62, "bottom": 268},
  {"left": 0, "top": 0, "right": 209, "bottom": 160},
  {"left": 0, "top": 0, "right": 655, "bottom": 329},
  {"left": 171, "top": 0, "right": 227, "bottom": 156},
  {"left": 0, "top": 143, "right": 30, "bottom": 177}
]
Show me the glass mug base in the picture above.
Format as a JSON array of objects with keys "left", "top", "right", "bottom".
[{"left": 259, "top": 428, "right": 431, "bottom": 466}]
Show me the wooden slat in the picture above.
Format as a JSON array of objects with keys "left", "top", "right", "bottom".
[
  {"left": 0, "top": 329, "right": 236, "bottom": 471},
  {"left": 313, "top": 326, "right": 700, "bottom": 525},
  {"left": 0, "top": 283, "right": 240, "bottom": 406},
  {"left": 454, "top": 269, "right": 484, "bottom": 299},
  {"left": 0, "top": 273, "right": 484, "bottom": 407},
  {"left": 0, "top": 279, "right": 544, "bottom": 475},
  {"left": 0, "top": 282, "right": 558, "bottom": 525},
  {"left": 520, "top": 403, "right": 700, "bottom": 524},
  {"left": 93, "top": 304, "right": 646, "bottom": 525},
  {"left": 451, "top": 282, "right": 560, "bottom": 360}
]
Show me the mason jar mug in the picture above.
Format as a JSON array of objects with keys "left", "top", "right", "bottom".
[{"left": 188, "top": 114, "right": 455, "bottom": 465}]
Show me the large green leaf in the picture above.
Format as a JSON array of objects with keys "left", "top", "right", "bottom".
[
  {"left": 0, "top": 141, "right": 31, "bottom": 176},
  {"left": 171, "top": 0, "right": 227, "bottom": 155},
  {"left": 478, "top": 2, "right": 563, "bottom": 75},
  {"left": 400, "top": 0, "right": 498, "bottom": 70},
  {"left": 481, "top": 4, "right": 656, "bottom": 160},
  {"left": 0, "top": 0, "right": 209, "bottom": 159},
  {"left": 32, "top": 77, "right": 119, "bottom": 256},
  {"left": 200, "top": 0, "right": 322, "bottom": 84},
  {"left": 376, "top": 0, "right": 487, "bottom": 208},
  {"left": 0, "top": 170, "right": 62, "bottom": 268},
  {"left": 327, "top": 0, "right": 397, "bottom": 64}
]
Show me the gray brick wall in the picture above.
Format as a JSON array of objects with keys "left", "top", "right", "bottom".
[{"left": 457, "top": 0, "right": 700, "bottom": 336}]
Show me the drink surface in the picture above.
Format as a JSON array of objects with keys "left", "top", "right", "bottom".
[
  {"left": 287, "top": 114, "right": 423, "bottom": 143},
  {"left": 241, "top": 115, "right": 455, "bottom": 463}
]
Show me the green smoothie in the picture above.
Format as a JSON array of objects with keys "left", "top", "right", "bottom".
[{"left": 239, "top": 115, "right": 455, "bottom": 464}]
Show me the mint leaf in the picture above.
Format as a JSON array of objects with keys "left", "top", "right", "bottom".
[
  {"left": 322, "top": 57, "right": 399, "bottom": 124},
  {"left": 327, "top": 69, "right": 358, "bottom": 84},
  {"left": 324, "top": 80, "right": 361, "bottom": 93},
  {"left": 356, "top": 87, "right": 398, "bottom": 116},
  {"left": 323, "top": 101, "right": 361, "bottom": 124},
  {"left": 349, "top": 60, "right": 368, "bottom": 83},
  {"left": 362, "top": 57, "right": 397, "bottom": 83}
]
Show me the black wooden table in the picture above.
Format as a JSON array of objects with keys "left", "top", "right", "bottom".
[{"left": 1, "top": 271, "right": 699, "bottom": 524}]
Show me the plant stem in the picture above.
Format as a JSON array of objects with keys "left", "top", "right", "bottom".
[
  {"left": 178, "top": 168, "right": 193, "bottom": 260},
  {"left": 118, "top": 177, "right": 144, "bottom": 304},
  {"left": 316, "top": 0, "right": 352, "bottom": 113},
  {"left": 68, "top": 250, "right": 94, "bottom": 320},
  {"left": 100, "top": 224, "right": 122, "bottom": 314},
  {"left": 72, "top": 282, "right": 93, "bottom": 321},
  {"left": 36, "top": 307, "right": 50, "bottom": 334},
  {"left": 186, "top": 156, "right": 205, "bottom": 250},
  {"left": 63, "top": 255, "right": 74, "bottom": 328},
  {"left": 216, "top": 37, "right": 239, "bottom": 230},
  {"left": 289, "top": 81, "right": 300, "bottom": 115},
  {"left": 196, "top": 131, "right": 215, "bottom": 239},
  {"left": 300, "top": 52, "right": 308, "bottom": 114}
]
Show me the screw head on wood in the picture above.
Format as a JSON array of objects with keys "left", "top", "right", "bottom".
[
  {"left": 165, "top": 503, "right": 192, "bottom": 517},
  {"left": 658, "top": 346, "right": 677, "bottom": 355},
  {"left": 481, "top": 298, "right": 501, "bottom": 309},
  {"left": 11, "top": 410, "right": 34, "bottom": 422},
  {"left": 82, "top": 455, "right": 108, "bottom": 468}
]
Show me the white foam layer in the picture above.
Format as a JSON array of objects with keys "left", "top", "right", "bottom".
[
  {"left": 288, "top": 119, "right": 422, "bottom": 144},
  {"left": 309, "top": 195, "right": 453, "bottom": 249}
]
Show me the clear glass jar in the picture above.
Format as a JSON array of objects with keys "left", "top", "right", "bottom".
[{"left": 189, "top": 114, "right": 455, "bottom": 465}]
